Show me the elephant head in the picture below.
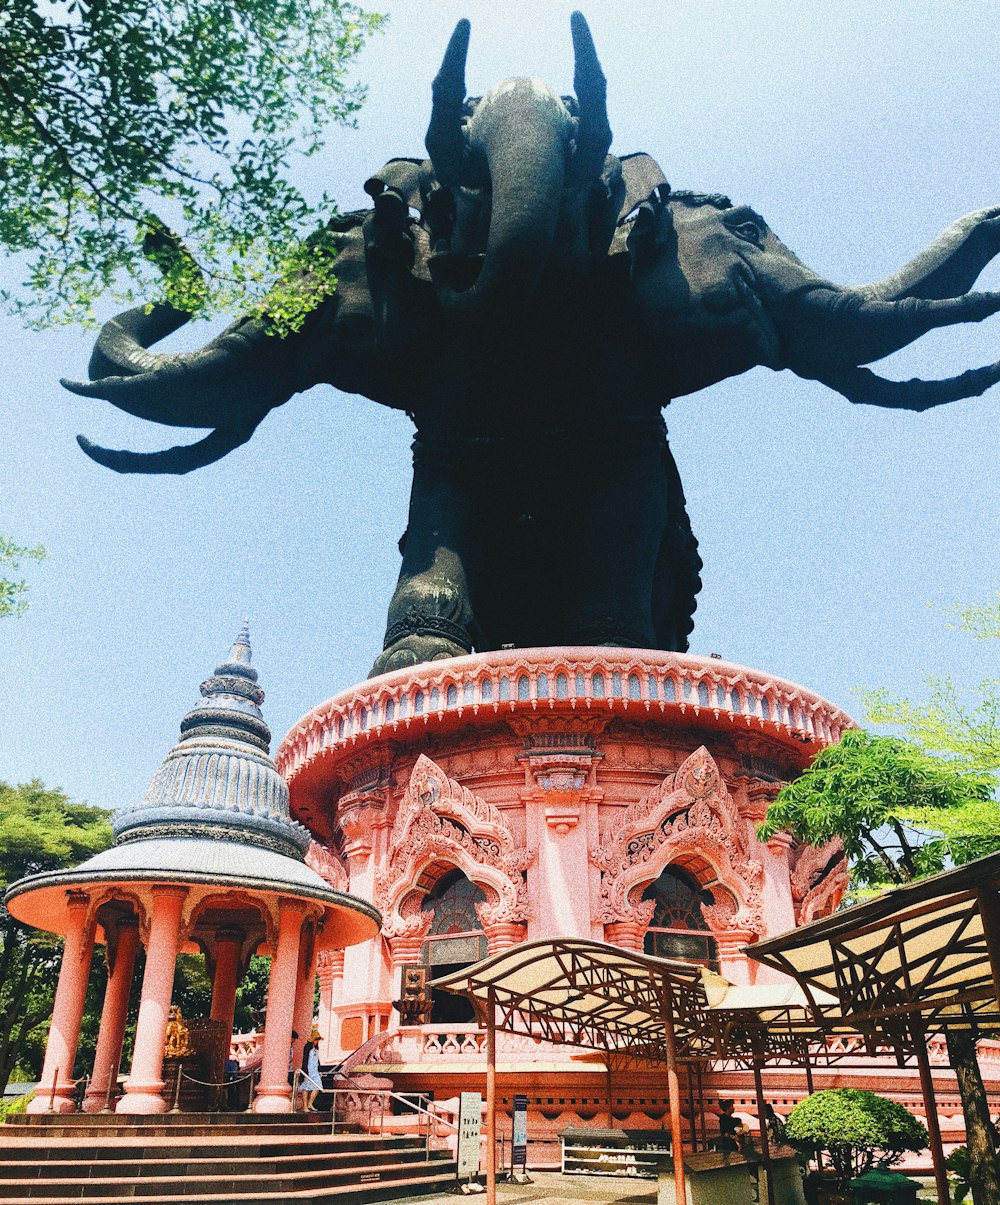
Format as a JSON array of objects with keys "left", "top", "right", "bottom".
[
  {"left": 627, "top": 192, "right": 1000, "bottom": 408},
  {"left": 61, "top": 218, "right": 413, "bottom": 473},
  {"left": 424, "top": 11, "right": 616, "bottom": 311}
]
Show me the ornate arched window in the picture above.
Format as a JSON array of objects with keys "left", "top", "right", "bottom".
[
  {"left": 641, "top": 866, "right": 718, "bottom": 969},
  {"left": 421, "top": 870, "right": 488, "bottom": 1023}
]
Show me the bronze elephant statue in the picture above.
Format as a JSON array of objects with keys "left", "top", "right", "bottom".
[{"left": 65, "top": 13, "right": 1000, "bottom": 675}]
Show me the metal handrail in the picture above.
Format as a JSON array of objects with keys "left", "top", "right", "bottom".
[{"left": 327, "top": 1086, "right": 462, "bottom": 1161}]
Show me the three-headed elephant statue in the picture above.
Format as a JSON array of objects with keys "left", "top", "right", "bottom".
[{"left": 65, "top": 13, "right": 1000, "bottom": 675}]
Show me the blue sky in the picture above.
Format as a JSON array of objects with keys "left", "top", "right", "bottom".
[{"left": 2, "top": 1, "right": 998, "bottom": 813}]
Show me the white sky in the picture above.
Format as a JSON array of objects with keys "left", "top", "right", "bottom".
[{"left": 1, "top": 0, "right": 998, "bottom": 812}]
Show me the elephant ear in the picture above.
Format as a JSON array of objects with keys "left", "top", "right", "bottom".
[{"left": 617, "top": 153, "right": 669, "bottom": 222}]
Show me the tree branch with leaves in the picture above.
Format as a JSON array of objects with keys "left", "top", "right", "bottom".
[
  {"left": 0, "top": 536, "right": 47, "bottom": 619},
  {"left": 0, "top": 0, "right": 384, "bottom": 329}
]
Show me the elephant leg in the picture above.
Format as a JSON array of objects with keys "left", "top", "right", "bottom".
[
  {"left": 370, "top": 443, "right": 479, "bottom": 677},
  {"left": 547, "top": 429, "right": 671, "bottom": 649}
]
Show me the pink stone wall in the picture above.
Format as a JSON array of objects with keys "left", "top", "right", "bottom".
[{"left": 279, "top": 649, "right": 851, "bottom": 1066}]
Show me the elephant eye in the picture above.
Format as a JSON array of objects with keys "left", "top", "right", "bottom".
[{"left": 728, "top": 220, "right": 763, "bottom": 246}]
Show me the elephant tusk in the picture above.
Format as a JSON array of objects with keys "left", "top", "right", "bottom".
[
  {"left": 426, "top": 19, "right": 470, "bottom": 187},
  {"left": 815, "top": 362, "right": 1000, "bottom": 412},
  {"left": 569, "top": 10, "right": 612, "bottom": 185},
  {"left": 76, "top": 423, "right": 262, "bottom": 475}
]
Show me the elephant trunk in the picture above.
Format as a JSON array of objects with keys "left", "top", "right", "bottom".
[
  {"left": 432, "top": 81, "right": 572, "bottom": 313},
  {"left": 773, "top": 283, "right": 1000, "bottom": 373}
]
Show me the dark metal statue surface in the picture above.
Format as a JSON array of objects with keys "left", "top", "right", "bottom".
[{"left": 65, "top": 14, "right": 1000, "bottom": 675}]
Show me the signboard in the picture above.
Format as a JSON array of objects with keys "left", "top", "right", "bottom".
[
  {"left": 457, "top": 1091, "right": 482, "bottom": 1179},
  {"left": 511, "top": 1093, "right": 528, "bottom": 1172}
]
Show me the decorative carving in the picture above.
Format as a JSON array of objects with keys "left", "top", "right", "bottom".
[
  {"left": 537, "top": 768, "right": 587, "bottom": 794},
  {"left": 592, "top": 746, "right": 764, "bottom": 938},
  {"left": 791, "top": 840, "right": 849, "bottom": 923},
  {"left": 276, "top": 650, "right": 854, "bottom": 789},
  {"left": 317, "top": 948, "right": 345, "bottom": 977},
  {"left": 338, "top": 793, "right": 390, "bottom": 860},
  {"left": 375, "top": 755, "right": 534, "bottom": 933},
  {"left": 305, "top": 841, "right": 350, "bottom": 892}
]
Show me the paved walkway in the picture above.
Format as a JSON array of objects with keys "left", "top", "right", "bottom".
[
  {"left": 383, "top": 1169, "right": 946, "bottom": 1204},
  {"left": 382, "top": 1172, "right": 656, "bottom": 1205}
]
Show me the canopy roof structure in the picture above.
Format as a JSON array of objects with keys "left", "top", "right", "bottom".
[
  {"left": 431, "top": 937, "right": 841, "bottom": 1205},
  {"left": 747, "top": 850, "right": 1000, "bottom": 1031},
  {"left": 431, "top": 937, "right": 711, "bottom": 1063},
  {"left": 431, "top": 937, "right": 840, "bottom": 1062}
]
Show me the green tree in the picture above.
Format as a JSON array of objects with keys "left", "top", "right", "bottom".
[
  {"left": 0, "top": 0, "right": 384, "bottom": 329},
  {"left": 234, "top": 955, "right": 271, "bottom": 1032},
  {"left": 0, "top": 780, "right": 112, "bottom": 1095},
  {"left": 0, "top": 536, "right": 47, "bottom": 619},
  {"left": 784, "top": 1089, "right": 928, "bottom": 1180},
  {"left": 863, "top": 591, "right": 1000, "bottom": 776},
  {"left": 757, "top": 728, "right": 997, "bottom": 895},
  {"left": 758, "top": 711, "right": 1000, "bottom": 1203}
]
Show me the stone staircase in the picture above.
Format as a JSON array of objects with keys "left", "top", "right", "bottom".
[{"left": 0, "top": 1113, "right": 457, "bottom": 1203}]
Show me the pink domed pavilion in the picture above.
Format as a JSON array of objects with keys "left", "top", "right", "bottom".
[{"left": 6, "top": 627, "right": 379, "bottom": 1115}]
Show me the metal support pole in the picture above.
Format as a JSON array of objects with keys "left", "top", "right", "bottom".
[
  {"left": 486, "top": 986, "right": 497, "bottom": 1205},
  {"left": 751, "top": 1041, "right": 775, "bottom": 1205},
  {"left": 661, "top": 981, "right": 686, "bottom": 1205},
  {"left": 685, "top": 1063, "right": 697, "bottom": 1152},
  {"left": 803, "top": 1046, "right": 823, "bottom": 1175},
  {"left": 976, "top": 889, "right": 1000, "bottom": 1012},
  {"left": 912, "top": 1025, "right": 952, "bottom": 1205},
  {"left": 696, "top": 1063, "right": 707, "bottom": 1151},
  {"left": 169, "top": 1063, "right": 183, "bottom": 1113},
  {"left": 606, "top": 1061, "right": 613, "bottom": 1125}
]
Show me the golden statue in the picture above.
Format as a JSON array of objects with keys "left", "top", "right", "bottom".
[{"left": 164, "top": 1004, "right": 192, "bottom": 1058}]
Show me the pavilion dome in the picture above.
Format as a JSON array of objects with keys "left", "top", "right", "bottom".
[
  {"left": 112, "top": 624, "right": 310, "bottom": 860},
  {"left": 6, "top": 625, "right": 380, "bottom": 944}
]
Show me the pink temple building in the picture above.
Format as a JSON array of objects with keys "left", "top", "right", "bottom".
[{"left": 278, "top": 647, "right": 857, "bottom": 1142}]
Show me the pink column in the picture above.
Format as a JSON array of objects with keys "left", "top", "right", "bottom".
[
  {"left": 82, "top": 916, "right": 140, "bottom": 1113},
  {"left": 292, "top": 926, "right": 317, "bottom": 1053},
  {"left": 210, "top": 927, "right": 244, "bottom": 1038},
  {"left": 254, "top": 897, "right": 306, "bottom": 1113},
  {"left": 28, "top": 890, "right": 95, "bottom": 1114},
  {"left": 317, "top": 949, "right": 344, "bottom": 1063},
  {"left": 117, "top": 884, "right": 188, "bottom": 1114}
]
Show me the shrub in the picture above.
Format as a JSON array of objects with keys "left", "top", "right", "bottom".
[
  {"left": 0, "top": 1092, "right": 34, "bottom": 1121},
  {"left": 785, "top": 1089, "right": 928, "bottom": 1180}
]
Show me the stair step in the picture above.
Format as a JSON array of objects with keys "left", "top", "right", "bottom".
[
  {"left": 0, "top": 1149, "right": 451, "bottom": 1180},
  {"left": 3, "top": 1121, "right": 333, "bottom": 1140},
  {"left": 0, "top": 1157, "right": 457, "bottom": 1197},
  {"left": 0, "top": 1134, "right": 419, "bottom": 1157},
  {"left": 0, "top": 1168, "right": 457, "bottom": 1204}
]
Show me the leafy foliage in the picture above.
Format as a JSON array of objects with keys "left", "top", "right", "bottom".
[
  {"left": 0, "top": 0, "right": 384, "bottom": 328},
  {"left": 785, "top": 1089, "right": 928, "bottom": 1180},
  {"left": 757, "top": 729, "right": 995, "bottom": 892},
  {"left": 234, "top": 955, "right": 271, "bottom": 1032},
  {"left": 862, "top": 592, "right": 1000, "bottom": 777},
  {"left": 0, "top": 1090, "right": 33, "bottom": 1119},
  {"left": 947, "top": 1147, "right": 973, "bottom": 1204},
  {"left": 0, "top": 780, "right": 112, "bottom": 1094},
  {"left": 0, "top": 536, "right": 47, "bottom": 619}
]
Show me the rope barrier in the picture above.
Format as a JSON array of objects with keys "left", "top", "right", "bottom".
[{"left": 180, "top": 1068, "right": 256, "bottom": 1088}]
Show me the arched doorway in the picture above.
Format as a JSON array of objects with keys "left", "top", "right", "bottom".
[
  {"left": 421, "top": 870, "right": 488, "bottom": 1023},
  {"left": 641, "top": 866, "right": 718, "bottom": 970}
]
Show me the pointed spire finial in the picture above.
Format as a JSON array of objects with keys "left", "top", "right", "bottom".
[{"left": 229, "top": 619, "right": 252, "bottom": 666}]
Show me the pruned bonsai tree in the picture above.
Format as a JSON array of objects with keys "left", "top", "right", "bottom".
[{"left": 785, "top": 1089, "right": 928, "bottom": 1181}]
